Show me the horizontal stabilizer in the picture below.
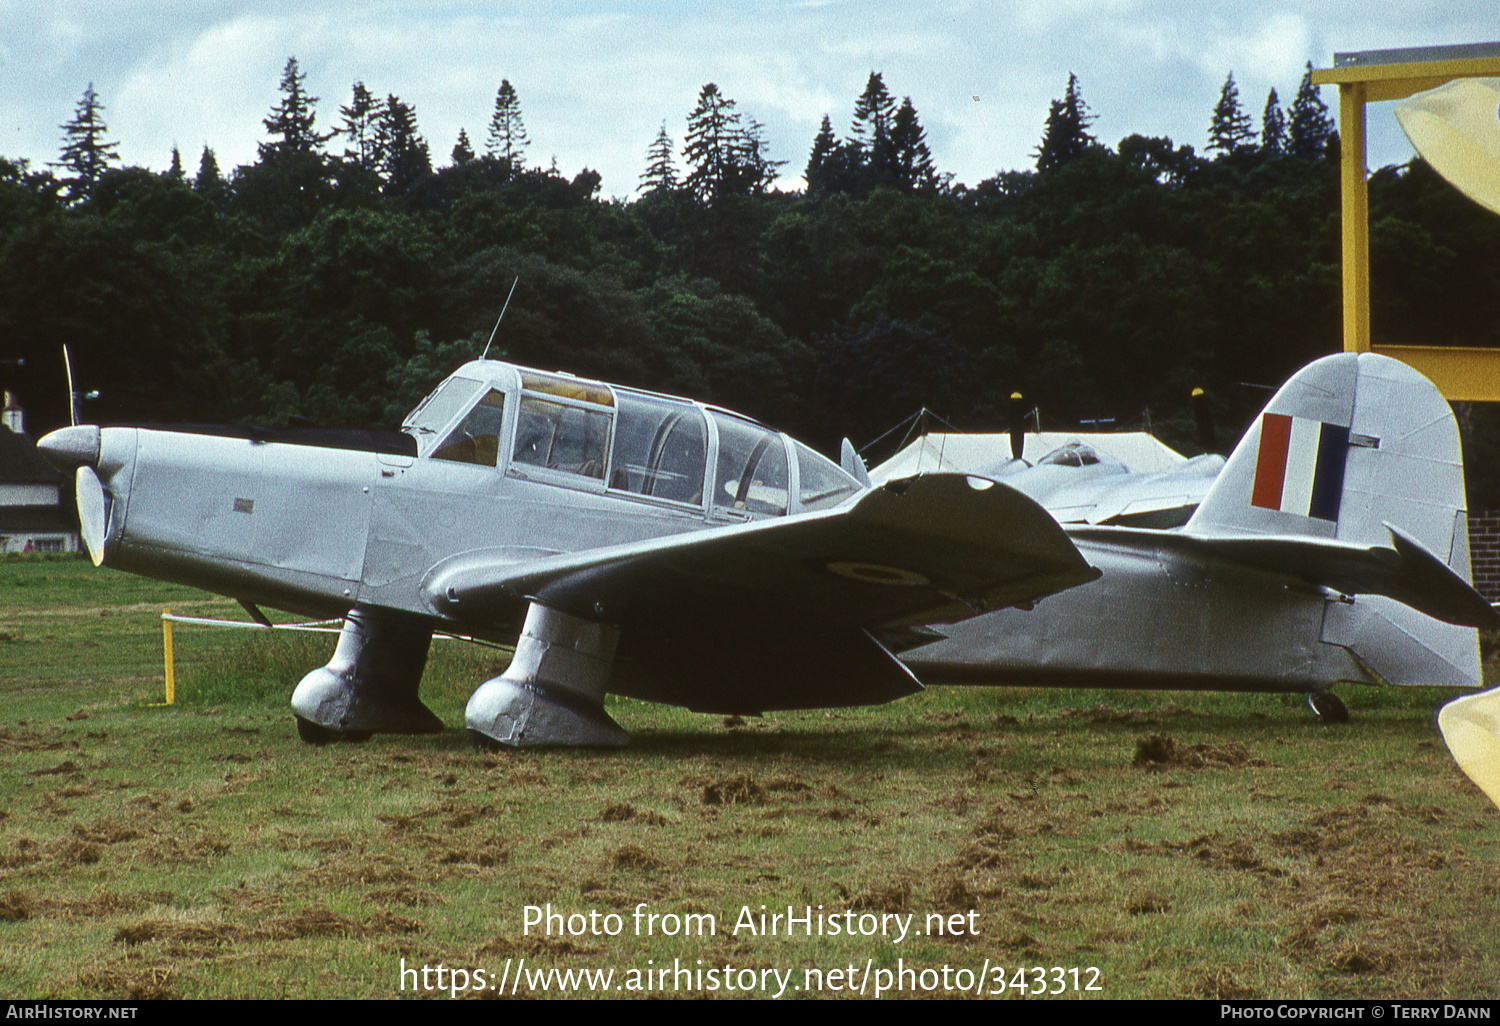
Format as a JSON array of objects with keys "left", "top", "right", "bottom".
[{"left": 1070, "top": 522, "right": 1500, "bottom": 629}]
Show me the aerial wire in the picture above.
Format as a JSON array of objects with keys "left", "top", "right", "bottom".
[{"left": 481, "top": 276, "right": 521, "bottom": 359}]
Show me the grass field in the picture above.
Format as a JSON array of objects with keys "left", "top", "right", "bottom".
[{"left": 2, "top": 554, "right": 1497, "bottom": 1000}]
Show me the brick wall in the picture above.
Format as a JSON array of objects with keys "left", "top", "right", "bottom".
[{"left": 1469, "top": 512, "right": 1500, "bottom": 602}]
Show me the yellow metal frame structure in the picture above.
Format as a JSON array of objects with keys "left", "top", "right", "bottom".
[{"left": 1312, "top": 44, "right": 1500, "bottom": 401}]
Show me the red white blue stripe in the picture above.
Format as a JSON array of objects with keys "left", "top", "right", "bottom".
[{"left": 1251, "top": 413, "right": 1348, "bottom": 521}]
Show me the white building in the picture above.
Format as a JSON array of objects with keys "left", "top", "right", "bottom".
[{"left": 0, "top": 393, "right": 79, "bottom": 554}]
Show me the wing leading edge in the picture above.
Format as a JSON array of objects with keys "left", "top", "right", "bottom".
[{"left": 424, "top": 473, "right": 1100, "bottom": 713}]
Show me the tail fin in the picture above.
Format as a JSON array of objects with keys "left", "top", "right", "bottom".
[
  {"left": 1188, "top": 352, "right": 1484, "bottom": 687},
  {"left": 1188, "top": 352, "right": 1469, "bottom": 572}
]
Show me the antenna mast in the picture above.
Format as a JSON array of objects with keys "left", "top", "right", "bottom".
[{"left": 481, "top": 277, "right": 521, "bottom": 359}]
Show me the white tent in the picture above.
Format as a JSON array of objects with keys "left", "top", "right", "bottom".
[{"left": 869, "top": 431, "right": 1187, "bottom": 482}]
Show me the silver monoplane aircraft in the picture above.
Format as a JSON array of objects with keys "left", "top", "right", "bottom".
[
  {"left": 36, "top": 361, "right": 1100, "bottom": 748},
  {"left": 37, "top": 352, "right": 1494, "bottom": 747},
  {"left": 895, "top": 352, "right": 1497, "bottom": 721}
]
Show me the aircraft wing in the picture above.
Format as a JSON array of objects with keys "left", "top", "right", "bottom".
[
  {"left": 424, "top": 473, "right": 1100, "bottom": 713},
  {"left": 1078, "top": 455, "right": 1225, "bottom": 526}
]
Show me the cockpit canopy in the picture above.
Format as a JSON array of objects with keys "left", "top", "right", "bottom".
[
  {"left": 402, "top": 361, "right": 864, "bottom": 517},
  {"left": 1036, "top": 441, "right": 1103, "bottom": 468}
]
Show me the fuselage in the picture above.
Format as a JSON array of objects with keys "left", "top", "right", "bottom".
[
  {"left": 44, "top": 359, "right": 865, "bottom": 636},
  {"left": 903, "top": 530, "right": 1362, "bottom": 692}
]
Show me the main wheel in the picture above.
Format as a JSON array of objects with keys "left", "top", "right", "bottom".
[
  {"left": 468, "top": 729, "right": 504, "bottom": 753},
  {"left": 296, "top": 717, "right": 372, "bottom": 745}
]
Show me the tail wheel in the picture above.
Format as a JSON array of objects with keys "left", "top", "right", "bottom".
[{"left": 1307, "top": 691, "right": 1350, "bottom": 724}]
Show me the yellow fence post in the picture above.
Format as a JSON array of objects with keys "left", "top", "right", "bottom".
[{"left": 162, "top": 608, "right": 176, "bottom": 705}]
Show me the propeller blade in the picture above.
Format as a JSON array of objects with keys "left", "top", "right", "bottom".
[
  {"left": 63, "top": 345, "right": 77, "bottom": 427},
  {"left": 76, "top": 465, "right": 108, "bottom": 566},
  {"left": 1192, "top": 386, "right": 1215, "bottom": 452},
  {"left": 1008, "top": 392, "right": 1025, "bottom": 461}
]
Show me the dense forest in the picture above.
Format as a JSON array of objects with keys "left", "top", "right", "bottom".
[{"left": 4, "top": 60, "right": 1500, "bottom": 497}]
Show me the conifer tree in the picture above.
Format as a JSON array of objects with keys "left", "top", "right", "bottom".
[
  {"left": 851, "top": 72, "right": 897, "bottom": 173},
  {"left": 682, "top": 84, "right": 780, "bottom": 204},
  {"left": 805, "top": 115, "right": 838, "bottom": 193},
  {"left": 890, "top": 97, "right": 937, "bottom": 191},
  {"left": 805, "top": 115, "right": 869, "bottom": 195},
  {"left": 1260, "top": 88, "right": 1287, "bottom": 154},
  {"left": 640, "top": 122, "right": 677, "bottom": 193},
  {"left": 1207, "top": 73, "right": 1255, "bottom": 156},
  {"left": 683, "top": 83, "right": 741, "bottom": 204},
  {"left": 260, "top": 57, "right": 330, "bottom": 160},
  {"left": 166, "top": 147, "right": 185, "bottom": 181},
  {"left": 451, "top": 128, "right": 476, "bottom": 167},
  {"left": 1289, "top": 62, "right": 1335, "bottom": 159},
  {"left": 194, "top": 146, "right": 220, "bottom": 189},
  {"left": 487, "top": 80, "right": 529, "bottom": 167},
  {"left": 239, "top": 59, "right": 333, "bottom": 226},
  {"left": 339, "top": 81, "right": 383, "bottom": 171},
  {"left": 193, "top": 146, "right": 227, "bottom": 204},
  {"left": 54, "top": 83, "right": 119, "bottom": 200},
  {"left": 1035, "top": 74, "right": 1095, "bottom": 172},
  {"left": 377, "top": 94, "right": 430, "bottom": 194},
  {"left": 733, "top": 116, "right": 784, "bottom": 195}
]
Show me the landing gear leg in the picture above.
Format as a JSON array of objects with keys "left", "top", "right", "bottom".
[
  {"left": 466, "top": 603, "right": 628, "bottom": 748},
  {"left": 290, "top": 606, "right": 443, "bottom": 743},
  {"left": 1307, "top": 690, "right": 1350, "bottom": 724}
]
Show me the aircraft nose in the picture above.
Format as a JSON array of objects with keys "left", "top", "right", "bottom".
[{"left": 37, "top": 425, "right": 101, "bottom": 470}]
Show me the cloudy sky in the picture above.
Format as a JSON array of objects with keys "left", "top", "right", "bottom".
[{"left": 2, "top": 1, "right": 1494, "bottom": 199}]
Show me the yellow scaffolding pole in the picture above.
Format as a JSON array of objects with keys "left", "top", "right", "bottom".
[{"left": 1312, "top": 43, "right": 1500, "bottom": 399}]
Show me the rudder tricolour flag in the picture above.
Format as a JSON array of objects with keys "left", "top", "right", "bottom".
[{"left": 1250, "top": 413, "right": 1348, "bottom": 521}]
